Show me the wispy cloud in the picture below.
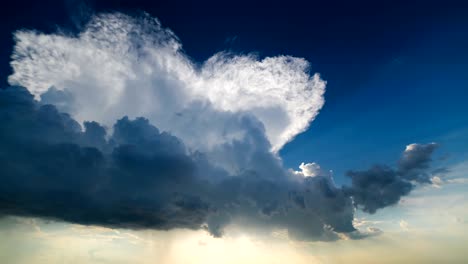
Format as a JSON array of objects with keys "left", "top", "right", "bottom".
[{"left": 8, "top": 12, "right": 325, "bottom": 153}]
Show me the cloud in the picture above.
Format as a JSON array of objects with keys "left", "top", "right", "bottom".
[
  {"left": 344, "top": 143, "right": 442, "bottom": 214},
  {"left": 0, "top": 86, "right": 356, "bottom": 241},
  {"left": 399, "top": 220, "right": 409, "bottom": 231},
  {"left": 0, "top": 86, "right": 443, "bottom": 241},
  {"left": 8, "top": 12, "right": 325, "bottom": 152},
  {"left": 398, "top": 143, "right": 439, "bottom": 183},
  {"left": 293, "top": 162, "right": 329, "bottom": 177},
  {"left": 431, "top": 176, "right": 443, "bottom": 188},
  {"left": 0, "top": 12, "right": 444, "bottom": 241},
  {"left": 0, "top": 87, "right": 210, "bottom": 231}
]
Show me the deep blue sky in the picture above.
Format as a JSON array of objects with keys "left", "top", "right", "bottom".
[{"left": 1, "top": 0, "right": 467, "bottom": 184}]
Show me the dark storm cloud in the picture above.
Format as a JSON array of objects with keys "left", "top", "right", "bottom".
[
  {"left": 344, "top": 143, "right": 441, "bottom": 213},
  {"left": 0, "top": 86, "right": 210, "bottom": 230},
  {"left": 0, "top": 86, "right": 443, "bottom": 240},
  {"left": 0, "top": 86, "right": 358, "bottom": 241}
]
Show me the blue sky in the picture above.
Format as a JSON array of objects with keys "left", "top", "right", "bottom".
[{"left": 281, "top": 24, "right": 468, "bottom": 183}]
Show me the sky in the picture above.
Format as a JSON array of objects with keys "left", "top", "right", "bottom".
[{"left": 0, "top": 0, "right": 467, "bottom": 263}]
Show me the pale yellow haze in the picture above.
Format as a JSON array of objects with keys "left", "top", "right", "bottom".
[
  {"left": 2, "top": 162, "right": 468, "bottom": 263},
  {"left": 0, "top": 205, "right": 466, "bottom": 264}
]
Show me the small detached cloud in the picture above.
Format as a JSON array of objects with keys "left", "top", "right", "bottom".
[
  {"left": 399, "top": 220, "right": 409, "bottom": 231},
  {"left": 292, "top": 162, "right": 329, "bottom": 178},
  {"left": 398, "top": 143, "right": 439, "bottom": 183}
]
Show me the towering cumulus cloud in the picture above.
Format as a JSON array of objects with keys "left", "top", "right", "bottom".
[
  {"left": 1, "top": 13, "right": 442, "bottom": 241},
  {"left": 8, "top": 12, "right": 325, "bottom": 152}
]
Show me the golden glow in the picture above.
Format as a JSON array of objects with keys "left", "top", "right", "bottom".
[{"left": 1, "top": 162, "right": 467, "bottom": 264}]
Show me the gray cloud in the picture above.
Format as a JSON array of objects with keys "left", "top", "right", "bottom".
[
  {"left": 344, "top": 143, "right": 441, "bottom": 214},
  {"left": 398, "top": 143, "right": 439, "bottom": 183},
  {"left": 0, "top": 86, "right": 443, "bottom": 240},
  {"left": 344, "top": 165, "right": 413, "bottom": 214},
  {"left": 0, "top": 86, "right": 358, "bottom": 241},
  {"left": 0, "top": 86, "right": 209, "bottom": 230}
]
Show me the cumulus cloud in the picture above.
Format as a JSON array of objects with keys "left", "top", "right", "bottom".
[
  {"left": 0, "top": 86, "right": 354, "bottom": 241},
  {"left": 8, "top": 12, "right": 325, "bottom": 152},
  {"left": 0, "top": 12, "right": 444, "bottom": 241},
  {"left": 0, "top": 86, "right": 443, "bottom": 241}
]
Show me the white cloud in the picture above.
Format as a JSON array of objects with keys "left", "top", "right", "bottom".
[
  {"left": 431, "top": 176, "right": 443, "bottom": 188},
  {"left": 8, "top": 12, "right": 325, "bottom": 152},
  {"left": 293, "top": 162, "right": 328, "bottom": 177},
  {"left": 399, "top": 220, "right": 409, "bottom": 231}
]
